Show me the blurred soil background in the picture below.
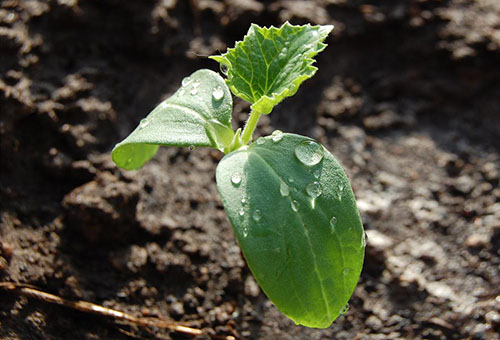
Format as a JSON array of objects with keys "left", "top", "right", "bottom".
[{"left": 1, "top": 0, "right": 500, "bottom": 339}]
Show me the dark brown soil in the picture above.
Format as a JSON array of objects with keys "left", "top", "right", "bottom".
[{"left": 1, "top": 1, "right": 500, "bottom": 339}]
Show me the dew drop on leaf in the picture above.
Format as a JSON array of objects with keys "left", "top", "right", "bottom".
[
  {"left": 181, "top": 76, "right": 191, "bottom": 87},
  {"left": 190, "top": 88, "right": 198, "bottom": 96},
  {"left": 241, "top": 198, "right": 247, "bottom": 205},
  {"left": 291, "top": 200, "right": 299, "bottom": 212},
  {"left": 139, "top": 118, "right": 149, "bottom": 129},
  {"left": 256, "top": 137, "right": 265, "bottom": 145},
  {"left": 329, "top": 216, "right": 337, "bottom": 234},
  {"left": 271, "top": 130, "right": 283, "bottom": 143},
  {"left": 239, "top": 208, "right": 245, "bottom": 217},
  {"left": 178, "top": 89, "right": 185, "bottom": 97},
  {"left": 361, "top": 231, "right": 367, "bottom": 248},
  {"left": 337, "top": 184, "right": 344, "bottom": 200},
  {"left": 220, "top": 62, "right": 229, "bottom": 75},
  {"left": 252, "top": 209, "right": 262, "bottom": 222},
  {"left": 192, "top": 81, "right": 200, "bottom": 88},
  {"left": 212, "top": 86, "right": 224, "bottom": 101},
  {"left": 313, "top": 169, "right": 321, "bottom": 179},
  {"left": 231, "top": 173, "right": 242, "bottom": 186},
  {"left": 294, "top": 140, "right": 324, "bottom": 166},
  {"left": 280, "top": 182, "right": 290, "bottom": 197},
  {"left": 288, "top": 177, "right": 295, "bottom": 183},
  {"left": 339, "top": 303, "right": 349, "bottom": 315},
  {"left": 306, "top": 181, "right": 322, "bottom": 198}
]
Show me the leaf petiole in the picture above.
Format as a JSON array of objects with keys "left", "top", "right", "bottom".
[{"left": 240, "top": 109, "right": 262, "bottom": 145}]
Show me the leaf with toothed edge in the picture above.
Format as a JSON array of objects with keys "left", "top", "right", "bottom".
[
  {"left": 216, "top": 133, "right": 365, "bottom": 328},
  {"left": 112, "top": 69, "right": 234, "bottom": 170},
  {"left": 210, "top": 22, "right": 333, "bottom": 114}
]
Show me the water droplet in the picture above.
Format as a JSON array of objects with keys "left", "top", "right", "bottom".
[
  {"left": 271, "top": 130, "right": 283, "bottom": 143},
  {"left": 181, "top": 77, "right": 192, "bottom": 87},
  {"left": 178, "top": 89, "right": 185, "bottom": 97},
  {"left": 306, "top": 181, "right": 322, "bottom": 199},
  {"left": 192, "top": 81, "right": 200, "bottom": 88},
  {"left": 339, "top": 303, "right": 349, "bottom": 315},
  {"left": 231, "top": 173, "right": 242, "bottom": 186},
  {"left": 188, "top": 145, "right": 195, "bottom": 151},
  {"left": 343, "top": 268, "right": 352, "bottom": 276},
  {"left": 329, "top": 216, "right": 337, "bottom": 234},
  {"left": 291, "top": 200, "right": 299, "bottom": 212},
  {"left": 337, "top": 184, "right": 344, "bottom": 200},
  {"left": 280, "top": 182, "right": 290, "bottom": 197},
  {"left": 212, "top": 86, "right": 224, "bottom": 101},
  {"left": 139, "top": 118, "right": 149, "bottom": 129},
  {"left": 190, "top": 88, "right": 198, "bottom": 96},
  {"left": 312, "top": 31, "right": 319, "bottom": 37},
  {"left": 242, "top": 226, "right": 248, "bottom": 238},
  {"left": 239, "top": 208, "right": 245, "bottom": 217},
  {"left": 241, "top": 198, "right": 247, "bottom": 205},
  {"left": 281, "top": 47, "right": 288, "bottom": 54},
  {"left": 252, "top": 209, "right": 262, "bottom": 222},
  {"left": 220, "top": 62, "right": 229, "bottom": 75},
  {"left": 288, "top": 177, "right": 295, "bottom": 183},
  {"left": 256, "top": 137, "right": 265, "bottom": 145},
  {"left": 126, "top": 157, "right": 132, "bottom": 164},
  {"left": 361, "top": 232, "right": 367, "bottom": 248},
  {"left": 294, "top": 140, "right": 324, "bottom": 166},
  {"left": 313, "top": 169, "right": 321, "bottom": 179}
]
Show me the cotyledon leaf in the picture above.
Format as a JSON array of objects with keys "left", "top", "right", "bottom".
[
  {"left": 210, "top": 22, "right": 333, "bottom": 114},
  {"left": 216, "top": 133, "right": 365, "bottom": 328},
  {"left": 112, "top": 69, "right": 234, "bottom": 170}
]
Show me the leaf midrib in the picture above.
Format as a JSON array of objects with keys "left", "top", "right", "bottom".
[{"left": 250, "top": 150, "right": 334, "bottom": 321}]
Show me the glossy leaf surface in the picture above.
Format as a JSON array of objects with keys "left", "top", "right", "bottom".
[
  {"left": 210, "top": 22, "right": 333, "bottom": 114},
  {"left": 112, "top": 69, "right": 234, "bottom": 170},
  {"left": 216, "top": 133, "right": 365, "bottom": 328}
]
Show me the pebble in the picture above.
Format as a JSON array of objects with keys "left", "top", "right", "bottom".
[
  {"left": 1, "top": 242, "right": 13, "bottom": 258},
  {"left": 465, "top": 234, "right": 489, "bottom": 249}
]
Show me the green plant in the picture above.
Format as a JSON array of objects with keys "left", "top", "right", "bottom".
[{"left": 112, "top": 22, "right": 365, "bottom": 328}]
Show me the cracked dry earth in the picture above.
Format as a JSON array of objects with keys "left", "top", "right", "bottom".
[{"left": 1, "top": 1, "right": 500, "bottom": 339}]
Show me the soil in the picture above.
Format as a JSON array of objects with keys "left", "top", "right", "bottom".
[{"left": 1, "top": 0, "right": 500, "bottom": 339}]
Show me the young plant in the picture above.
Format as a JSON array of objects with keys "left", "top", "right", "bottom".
[{"left": 112, "top": 22, "right": 365, "bottom": 328}]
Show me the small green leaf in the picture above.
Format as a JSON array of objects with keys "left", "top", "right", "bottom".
[
  {"left": 210, "top": 22, "right": 333, "bottom": 114},
  {"left": 216, "top": 133, "right": 364, "bottom": 328},
  {"left": 112, "top": 69, "right": 234, "bottom": 170}
]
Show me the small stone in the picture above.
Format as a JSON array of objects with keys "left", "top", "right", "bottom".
[
  {"left": 465, "top": 234, "right": 489, "bottom": 249},
  {"left": 366, "top": 315, "right": 383, "bottom": 331},
  {"left": 244, "top": 275, "right": 260, "bottom": 297},
  {"left": 170, "top": 301, "right": 185, "bottom": 318},
  {"left": 485, "top": 311, "right": 500, "bottom": 328},
  {"left": 1, "top": 242, "right": 13, "bottom": 258}
]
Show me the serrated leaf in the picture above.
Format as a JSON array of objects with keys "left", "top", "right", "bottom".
[
  {"left": 112, "top": 69, "right": 234, "bottom": 170},
  {"left": 210, "top": 22, "right": 333, "bottom": 114},
  {"left": 216, "top": 133, "right": 364, "bottom": 328}
]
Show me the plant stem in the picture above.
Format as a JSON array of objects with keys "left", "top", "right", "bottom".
[{"left": 241, "top": 109, "right": 261, "bottom": 145}]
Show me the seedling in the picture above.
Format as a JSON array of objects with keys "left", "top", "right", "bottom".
[{"left": 112, "top": 22, "right": 365, "bottom": 328}]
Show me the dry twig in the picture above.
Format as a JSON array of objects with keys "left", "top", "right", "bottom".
[{"left": 0, "top": 282, "right": 236, "bottom": 340}]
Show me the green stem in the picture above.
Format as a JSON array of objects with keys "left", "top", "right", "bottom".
[{"left": 241, "top": 109, "right": 261, "bottom": 145}]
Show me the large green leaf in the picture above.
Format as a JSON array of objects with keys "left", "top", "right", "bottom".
[
  {"left": 112, "top": 69, "right": 234, "bottom": 170},
  {"left": 210, "top": 22, "right": 333, "bottom": 114},
  {"left": 216, "top": 132, "right": 364, "bottom": 328}
]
